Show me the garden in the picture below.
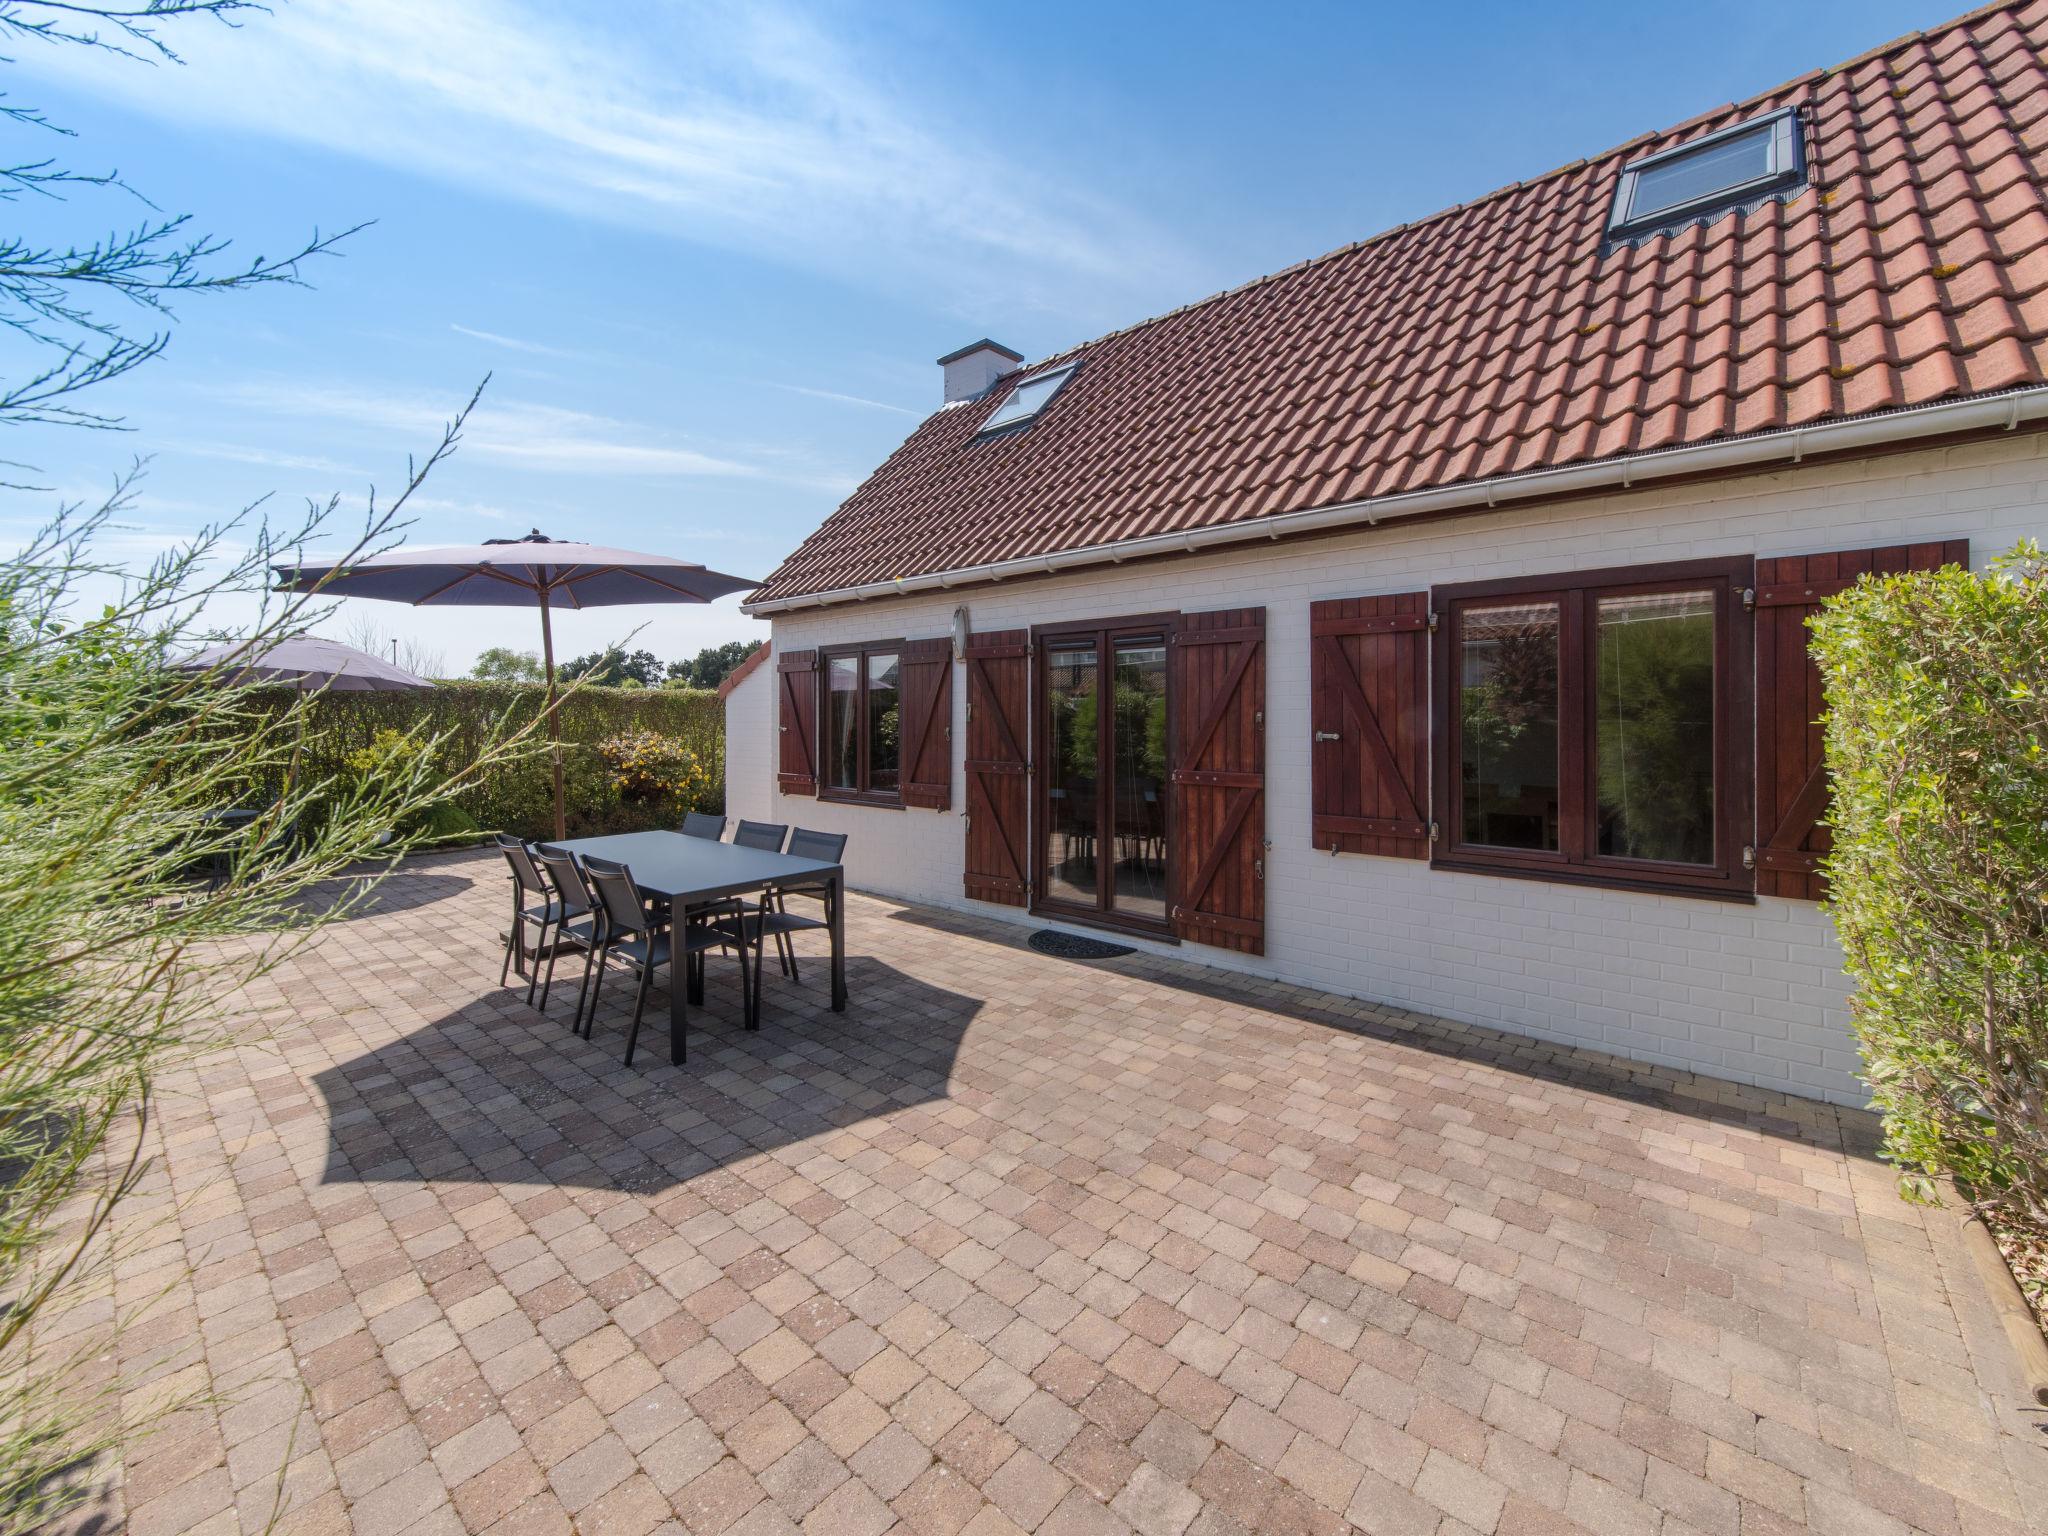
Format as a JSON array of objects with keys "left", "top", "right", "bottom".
[{"left": 274, "top": 681, "right": 726, "bottom": 844}]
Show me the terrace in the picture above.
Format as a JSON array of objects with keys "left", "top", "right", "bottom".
[{"left": 58, "top": 847, "right": 2048, "bottom": 1536}]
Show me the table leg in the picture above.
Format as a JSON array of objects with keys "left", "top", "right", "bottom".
[
  {"left": 669, "top": 948, "right": 688, "bottom": 1065},
  {"left": 829, "top": 870, "right": 846, "bottom": 1012}
]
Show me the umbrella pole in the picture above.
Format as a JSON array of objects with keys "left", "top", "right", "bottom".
[{"left": 539, "top": 587, "right": 566, "bottom": 840}]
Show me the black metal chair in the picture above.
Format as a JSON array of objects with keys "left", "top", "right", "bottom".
[
  {"left": 579, "top": 855, "right": 749, "bottom": 1065},
  {"left": 532, "top": 845, "right": 602, "bottom": 1025},
  {"left": 681, "top": 811, "right": 727, "bottom": 840},
  {"left": 719, "top": 827, "right": 846, "bottom": 1020},
  {"left": 495, "top": 833, "right": 559, "bottom": 1003},
  {"left": 733, "top": 819, "right": 789, "bottom": 852}
]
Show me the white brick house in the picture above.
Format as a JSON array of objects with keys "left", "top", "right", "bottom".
[{"left": 725, "top": 4, "right": 2048, "bottom": 1106}]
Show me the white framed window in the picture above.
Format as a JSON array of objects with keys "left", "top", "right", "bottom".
[
  {"left": 1607, "top": 108, "right": 1805, "bottom": 241},
  {"left": 978, "top": 363, "right": 1078, "bottom": 434}
]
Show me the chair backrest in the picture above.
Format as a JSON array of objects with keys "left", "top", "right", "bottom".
[
  {"left": 496, "top": 832, "right": 547, "bottom": 895},
  {"left": 580, "top": 855, "right": 656, "bottom": 936},
  {"left": 533, "top": 844, "right": 593, "bottom": 917},
  {"left": 733, "top": 820, "right": 789, "bottom": 852},
  {"left": 681, "top": 811, "right": 727, "bottom": 841},
  {"left": 787, "top": 828, "right": 847, "bottom": 866}
]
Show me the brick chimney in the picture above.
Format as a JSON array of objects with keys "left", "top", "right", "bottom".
[{"left": 937, "top": 339, "right": 1023, "bottom": 405}]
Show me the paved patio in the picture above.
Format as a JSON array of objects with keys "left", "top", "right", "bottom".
[{"left": 62, "top": 847, "right": 2048, "bottom": 1536}]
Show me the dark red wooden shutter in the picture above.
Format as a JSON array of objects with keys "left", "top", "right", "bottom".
[
  {"left": 1310, "top": 593, "right": 1430, "bottom": 857},
  {"left": 776, "top": 649, "right": 819, "bottom": 796},
  {"left": 1754, "top": 539, "right": 1967, "bottom": 898},
  {"left": 963, "top": 630, "right": 1030, "bottom": 905},
  {"left": 898, "top": 638, "right": 953, "bottom": 811},
  {"left": 1170, "top": 608, "right": 1265, "bottom": 955}
]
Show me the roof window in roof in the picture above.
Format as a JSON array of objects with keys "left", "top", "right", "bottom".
[
  {"left": 1606, "top": 107, "right": 1804, "bottom": 241},
  {"left": 977, "top": 363, "right": 1077, "bottom": 434}
]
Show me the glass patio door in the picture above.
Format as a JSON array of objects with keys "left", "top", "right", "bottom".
[{"left": 1038, "top": 621, "right": 1170, "bottom": 933}]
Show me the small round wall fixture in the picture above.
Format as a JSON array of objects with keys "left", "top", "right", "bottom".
[{"left": 1028, "top": 929, "right": 1135, "bottom": 961}]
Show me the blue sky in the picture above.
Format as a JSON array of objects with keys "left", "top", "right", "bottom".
[{"left": 6, "top": 0, "right": 1955, "bottom": 672}]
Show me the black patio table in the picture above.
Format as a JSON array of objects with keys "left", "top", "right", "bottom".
[{"left": 551, "top": 830, "right": 846, "bottom": 1065}]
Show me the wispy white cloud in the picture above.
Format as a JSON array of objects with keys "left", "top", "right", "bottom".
[
  {"left": 202, "top": 378, "right": 860, "bottom": 493},
  {"left": 166, "top": 441, "right": 369, "bottom": 477},
  {"left": 771, "top": 383, "right": 920, "bottom": 418},
  {"left": 449, "top": 323, "right": 575, "bottom": 358},
  {"left": 28, "top": 0, "right": 1206, "bottom": 319},
  {"left": 400, "top": 494, "right": 518, "bottom": 523}
]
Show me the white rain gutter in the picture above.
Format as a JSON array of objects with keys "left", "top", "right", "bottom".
[{"left": 741, "top": 386, "right": 2048, "bottom": 616}]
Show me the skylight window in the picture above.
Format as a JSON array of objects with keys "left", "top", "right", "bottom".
[
  {"left": 1607, "top": 108, "right": 1805, "bottom": 242},
  {"left": 978, "top": 363, "right": 1077, "bottom": 434}
]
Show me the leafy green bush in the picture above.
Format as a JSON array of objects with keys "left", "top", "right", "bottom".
[
  {"left": 1811, "top": 541, "right": 2048, "bottom": 1234},
  {"left": 596, "top": 728, "right": 715, "bottom": 806},
  {"left": 335, "top": 728, "right": 474, "bottom": 842},
  {"left": 246, "top": 682, "right": 725, "bottom": 840}
]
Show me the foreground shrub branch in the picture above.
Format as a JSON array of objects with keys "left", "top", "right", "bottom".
[{"left": 0, "top": 417, "right": 548, "bottom": 1529}]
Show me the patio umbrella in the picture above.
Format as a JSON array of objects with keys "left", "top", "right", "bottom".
[
  {"left": 177, "top": 634, "right": 434, "bottom": 691},
  {"left": 274, "top": 530, "right": 757, "bottom": 839}
]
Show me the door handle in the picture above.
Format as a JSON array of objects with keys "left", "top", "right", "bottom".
[{"left": 1313, "top": 730, "right": 1341, "bottom": 742}]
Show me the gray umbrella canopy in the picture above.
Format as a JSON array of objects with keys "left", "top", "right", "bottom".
[
  {"left": 178, "top": 635, "right": 434, "bottom": 691},
  {"left": 273, "top": 530, "right": 758, "bottom": 837},
  {"left": 273, "top": 534, "right": 757, "bottom": 609}
]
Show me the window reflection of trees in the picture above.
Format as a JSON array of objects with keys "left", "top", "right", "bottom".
[
  {"left": 1595, "top": 592, "right": 1714, "bottom": 864},
  {"left": 1459, "top": 604, "right": 1561, "bottom": 851}
]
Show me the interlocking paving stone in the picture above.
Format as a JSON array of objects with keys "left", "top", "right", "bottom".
[{"left": 38, "top": 847, "right": 2048, "bottom": 1535}]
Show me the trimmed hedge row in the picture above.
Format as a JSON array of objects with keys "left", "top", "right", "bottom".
[{"left": 264, "top": 681, "right": 725, "bottom": 840}]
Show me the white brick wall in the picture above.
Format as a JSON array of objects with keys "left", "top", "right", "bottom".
[
  {"left": 728, "top": 432, "right": 2048, "bottom": 1106},
  {"left": 722, "top": 656, "right": 776, "bottom": 831}
]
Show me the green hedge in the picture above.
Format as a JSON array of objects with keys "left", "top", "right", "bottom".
[
  {"left": 1810, "top": 542, "right": 2048, "bottom": 1232},
  {"left": 261, "top": 681, "right": 725, "bottom": 840}
]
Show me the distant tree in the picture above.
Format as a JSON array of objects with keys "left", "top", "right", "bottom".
[
  {"left": 471, "top": 645, "right": 544, "bottom": 683},
  {"left": 562, "top": 646, "right": 662, "bottom": 687},
  {"left": 0, "top": 2, "right": 362, "bottom": 443},
  {"left": 666, "top": 638, "right": 762, "bottom": 689},
  {"left": 340, "top": 614, "right": 445, "bottom": 680}
]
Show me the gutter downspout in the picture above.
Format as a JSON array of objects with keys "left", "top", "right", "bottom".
[{"left": 742, "top": 386, "right": 2048, "bottom": 616}]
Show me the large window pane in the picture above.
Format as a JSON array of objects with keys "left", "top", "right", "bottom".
[
  {"left": 1459, "top": 601, "right": 1561, "bottom": 851},
  {"left": 866, "top": 652, "right": 900, "bottom": 794},
  {"left": 1111, "top": 640, "right": 1168, "bottom": 919},
  {"left": 1045, "top": 646, "right": 1097, "bottom": 905},
  {"left": 825, "top": 655, "right": 859, "bottom": 791},
  {"left": 1596, "top": 590, "right": 1715, "bottom": 864}
]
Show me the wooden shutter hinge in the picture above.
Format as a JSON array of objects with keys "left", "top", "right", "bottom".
[
  {"left": 1427, "top": 610, "right": 1440, "bottom": 634},
  {"left": 1740, "top": 586, "right": 1756, "bottom": 612},
  {"left": 1429, "top": 820, "right": 1440, "bottom": 845},
  {"left": 1742, "top": 844, "right": 1756, "bottom": 870}
]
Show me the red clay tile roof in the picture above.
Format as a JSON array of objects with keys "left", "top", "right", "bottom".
[{"left": 752, "top": 1, "right": 2048, "bottom": 607}]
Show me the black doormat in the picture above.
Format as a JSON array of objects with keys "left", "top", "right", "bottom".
[{"left": 1028, "top": 929, "right": 1135, "bottom": 961}]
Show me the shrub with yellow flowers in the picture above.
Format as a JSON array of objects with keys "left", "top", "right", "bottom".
[{"left": 597, "top": 728, "right": 712, "bottom": 808}]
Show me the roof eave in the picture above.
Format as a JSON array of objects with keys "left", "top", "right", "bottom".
[{"left": 743, "top": 385, "right": 2048, "bottom": 616}]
